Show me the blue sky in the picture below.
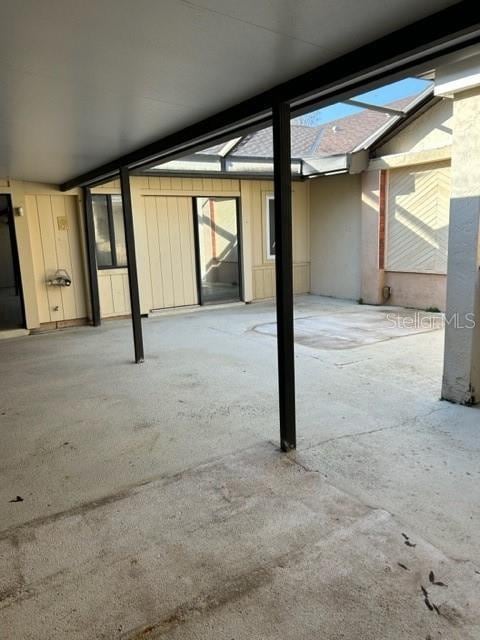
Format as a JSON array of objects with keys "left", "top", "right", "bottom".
[{"left": 294, "top": 77, "right": 431, "bottom": 126}]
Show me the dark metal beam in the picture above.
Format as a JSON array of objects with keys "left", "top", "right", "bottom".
[
  {"left": 61, "top": 1, "right": 480, "bottom": 191},
  {"left": 135, "top": 170, "right": 304, "bottom": 182},
  {"left": 272, "top": 101, "right": 296, "bottom": 452},
  {"left": 235, "top": 197, "right": 245, "bottom": 303},
  {"left": 119, "top": 167, "right": 144, "bottom": 363},
  {"left": 191, "top": 197, "right": 203, "bottom": 306},
  {"left": 83, "top": 187, "right": 101, "bottom": 327}
]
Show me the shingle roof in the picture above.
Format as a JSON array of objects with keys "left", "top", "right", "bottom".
[
  {"left": 202, "top": 95, "right": 416, "bottom": 160},
  {"left": 307, "top": 96, "right": 413, "bottom": 156},
  {"left": 232, "top": 124, "right": 320, "bottom": 158}
]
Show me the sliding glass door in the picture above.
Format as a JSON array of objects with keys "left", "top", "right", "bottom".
[{"left": 195, "top": 197, "right": 241, "bottom": 304}]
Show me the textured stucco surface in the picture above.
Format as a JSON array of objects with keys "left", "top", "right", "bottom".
[
  {"left": 361, "top": 170, "right": 385, "bottom": 305},
  {"left": 384, "top": 271, "right": 447, "bottom": 311},
  {"left": 442, "top": 89, "right": 480, "bottom": 404},
  {"left": 310, "top": 175, "right": 362, "bottom": 301},
  {"left": 376, "top": 99, "right": 453, "bottom": 156}
]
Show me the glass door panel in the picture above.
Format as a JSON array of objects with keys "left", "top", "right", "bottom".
[{"left": 195, "top": 197, "right": 241, "bottom": 304}]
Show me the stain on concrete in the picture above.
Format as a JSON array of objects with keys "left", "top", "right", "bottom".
[
  {"left": 253, "top": 309, "right": 442, "bottom": 350},
  {"left": 134, "top": 421, "right": 156, "bottom": 432},
  {"left": 0, "top": 537, "right": 25, "bottom": 604},
  {"left": 123, "top": 565, "right": 274, "bottom": 639}
]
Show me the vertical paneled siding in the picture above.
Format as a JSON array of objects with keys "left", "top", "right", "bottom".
[
  {"left": 93, "top": 177, "right": 240, "bottom": 316},
  {"left": 11, "top": 176, "right": 310, "bottom": 327},
  {"left": 98, "top": 270, "right": 130, "bottom": 317},
  {"left": 138, "top": 196, "right": 197, "bottom": 311},
  {"left": 85, "top": 176, "right": 310, "bottom": 318},
  {"left": 26, "top": 194, "right": 87, "bottom": 324},
  {"left": 240, "top": 179, "right": 310, "bottom": 300}
]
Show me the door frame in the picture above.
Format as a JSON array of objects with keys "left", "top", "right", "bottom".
[
  {"left": 192, "top": 195, "right": 244, "bottom": 306},
  {"left": 0, "top": 194, "right": 26, "bottom": 329}
]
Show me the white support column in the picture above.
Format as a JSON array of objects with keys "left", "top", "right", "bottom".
[{"left": 437, "top": 57, "right": 480, "bottom": 404}]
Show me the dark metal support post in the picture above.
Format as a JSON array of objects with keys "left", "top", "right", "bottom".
[
  {"left": 83, "top": 187, "right": 101, "bottom": 327},
  {"left": 119, "top": 167, "right": 144, "bottom": 363},
  {"left": 191, "top": 198, "right": 203, "bottom": 306},
  {"left": 272, "top": 101, "right": 296, "bottom": 451}
]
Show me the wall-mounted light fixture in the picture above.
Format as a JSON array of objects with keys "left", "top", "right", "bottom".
[{"left": 47, "top": 269, "right": 72, "bottom": 287}]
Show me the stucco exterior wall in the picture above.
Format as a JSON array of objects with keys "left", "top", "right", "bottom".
[
  {"left": 363, "top": 98, "right": 454, "bottom": 312},
  {"left": 360, "top": 170, "right": 384, "bottom": 304},
  {"left": 309, "top": 173, "right": 362, "bottom": 301},
  {"left": 375, "top": 99, "right": 452, "bottom": 156},
  {"left": 442, "top": 87, "right": 480, "bottom": 404},
  {"left": 384, "top": 271, "right": 446, "bottom": 311}
]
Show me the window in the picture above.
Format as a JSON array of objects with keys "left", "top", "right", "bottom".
[
  {"left": 266, "top": 195, "right": 275, "bottom": 259},
  {"left": 92, "top": 195, "right": 127, "bottom": 268}
]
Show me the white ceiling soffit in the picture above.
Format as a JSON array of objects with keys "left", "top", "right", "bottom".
[{"left": 0, "top": 0, "right": 460, "bottom": 184}]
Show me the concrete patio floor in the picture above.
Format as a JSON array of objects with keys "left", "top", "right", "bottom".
[{"left": 1, "top": 295, "right": 479, "bottom": 639}]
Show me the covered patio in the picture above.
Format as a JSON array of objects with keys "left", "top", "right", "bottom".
[{"left": 2, "top": 1, "right": 480, "bottom": 638}]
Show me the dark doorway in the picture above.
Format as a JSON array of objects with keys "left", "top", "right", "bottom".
[
  {"left": 194, "top": 197, "right": 241, "bottom": 304},
  {"left": 0, "top": 195, "right": 24, "bottom": 329}
]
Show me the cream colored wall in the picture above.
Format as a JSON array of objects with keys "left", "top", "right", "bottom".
[
  {"left": 138, "top": 195, "right": 198, "bottom": 311},
  {"left": 360, "top": 170, "right": 385, "bottom": 304},
  {"left": 0, "top": 101, "right": 456, "bottom": 329},
  {"left": 0, "top": 179, "right": 86, "bottom": 329},
  {"left": 309, "top": 174, "right": 362, "bottom": 301},
  {"left": 361, "top": 98, "right": 453, "bottom": 311},
  {"left": 93, "top": 176, "right": 310, "bottom": 314},
  {"left": 378, "top": 113, "right": 451, "bottom": 311},
  {"left": 240, "top": 179, "right": 310, "bottom": 300},
  {"left": 376, "top": 99, "right": 452, "bottom": 156},
  {"left": 98, "top": 270, "right": 130, "bottom": 318},
  {"left": 2, "top": 175, "right": 244, "bottom": 328},
  {"left": 440, "top": 85, "right": 480, "bottom": 404},
  {"left": 312, "top": 164, "right": 449, "bottom": 311},
  {"left": 384, "top": 271, "right": 446, "bottom": 311},
  {"left": 92, "top": 176, "right": 240, "bottom": 316},
  {"left": 26, "top": 192, "right": 87, "bottom": 324}
]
